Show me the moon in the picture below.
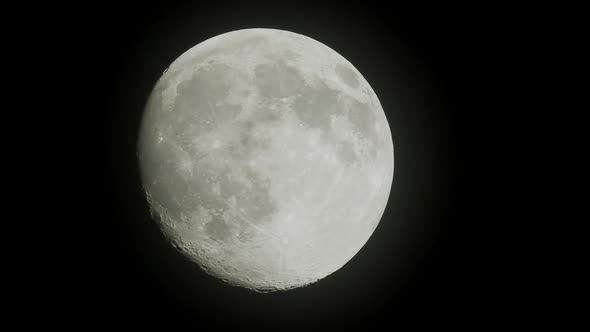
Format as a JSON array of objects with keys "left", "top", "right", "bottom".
[{"left": 137, "top": 28, "right": 394, "bottom": 292}]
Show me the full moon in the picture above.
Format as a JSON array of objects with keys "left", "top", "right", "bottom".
[{"left": 137, "top": 28, "right": 394, "bottom": 292}]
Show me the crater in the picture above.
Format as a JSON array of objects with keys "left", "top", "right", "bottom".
[{"left": 238, "top": 223, "right": 257, "bottom": 243}]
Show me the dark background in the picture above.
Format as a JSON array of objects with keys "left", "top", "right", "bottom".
[{"left": 24, "top": 1, "right": 512, "bottom": 329}]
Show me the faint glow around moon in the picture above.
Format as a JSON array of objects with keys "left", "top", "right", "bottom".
[{"left": 137, "top": 28, "right": 394, "bottom": 292}]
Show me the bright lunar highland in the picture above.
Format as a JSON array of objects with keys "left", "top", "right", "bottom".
[{"left": 137, "top": 28, "right": 394, "bottom": 292}]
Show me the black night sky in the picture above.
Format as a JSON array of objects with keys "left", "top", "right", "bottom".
[{"left": 27, "top": 1, "right": 516, "bottom": 329}]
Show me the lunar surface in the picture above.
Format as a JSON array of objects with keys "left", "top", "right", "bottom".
[{"left": 137, "top": 28, "right": 394, "bottom": 292}]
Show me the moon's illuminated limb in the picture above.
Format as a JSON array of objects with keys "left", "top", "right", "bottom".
[{"left": 137, "top": 28, "right": 394, "bottom": 292}]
